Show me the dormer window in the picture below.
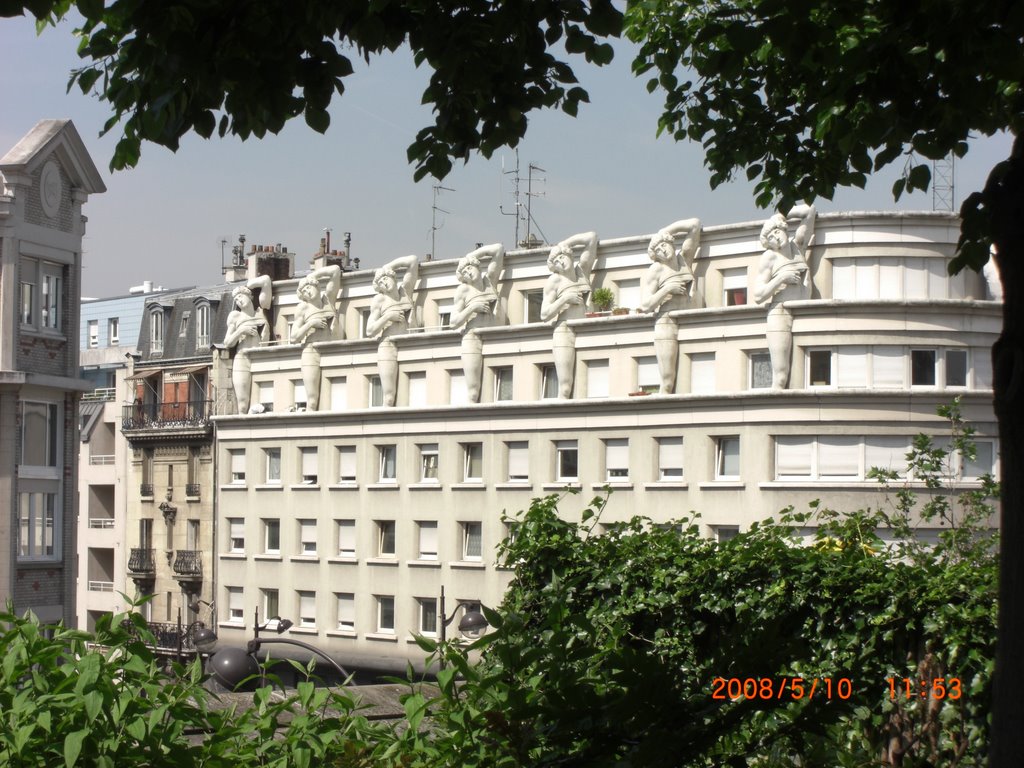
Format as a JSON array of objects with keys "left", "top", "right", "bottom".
[
  {"left": 150, "top": 308, "right": 164, "bottom": 353},
  {"left": 196, "top": 302, "right": 211, "bottom": 348}
]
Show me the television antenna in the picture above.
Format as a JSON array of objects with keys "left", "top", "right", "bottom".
[
  {"left": 431, "top": 185, "right": 454, "bottom": 260},
  {"left": 500, "top": 150, "right": 547, "bottom": 248}
]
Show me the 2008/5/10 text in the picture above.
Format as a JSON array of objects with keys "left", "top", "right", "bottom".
[{"left": 711, "top": 677, "right": 853, "bottom": 701}]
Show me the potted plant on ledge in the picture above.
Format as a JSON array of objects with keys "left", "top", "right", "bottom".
[{"left": 589, "top": 287, "right": 614, "bottom": 317}]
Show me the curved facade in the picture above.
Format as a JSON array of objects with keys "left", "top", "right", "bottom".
[{"left": 211, "top": 211, "right": 999, "bottom": 671}]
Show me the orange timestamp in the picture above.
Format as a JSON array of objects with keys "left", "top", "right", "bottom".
[
  {"left": 887, "top": 677, "right": 962, "bottom": 700},
  {"left": 711, "top": 676, "right": 854, "bottom": 701}
]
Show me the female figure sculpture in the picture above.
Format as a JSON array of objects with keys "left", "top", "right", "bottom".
[
  {"left": 450, "top": 243, "right": 505, "bottom": 403},
  {"left": 540, "top": 231, "right": 598, "bottom": 399},
  {"left": 223, "top": 275, "right": 272, "bottom": 414},
  {"left": 288, "top": 264, "right": 343, "bottom": 410},
  {"left": 366, "top": 254, "right": 420, "bottom": 406}
]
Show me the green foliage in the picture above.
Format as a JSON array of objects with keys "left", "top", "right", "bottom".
[{"left": 590, "top": 286, "right": 615, "bottom": 311}]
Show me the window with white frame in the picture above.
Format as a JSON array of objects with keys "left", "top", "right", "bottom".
[
  {"left": 715, "top": 526, "right": 740, "bottom": 542},
  {"left": 463, "top": 443, "right": 483, "bottom": 481},
  {"left": 605, "top": 438, "right": 629, "bottom": 481},
  {"left": 20, "top": 259, "right": 63, "bottom": 331},
  {"left": 749, "top": 352, "right": 772, "bottom": 389},
  {"left": 960, "top": 440, "right": 996, "bottom": 480},
  {"left": 377, "top": 521, "right": 396, "bottom": 557},
  {"left": 149, "top": 308, "right": 164, "bottom": 353},
  {"left": 493, "top": 366, "right": 513, "bottom": 401},
  {"left": 417, "top": 521, "right": 438, "bottom": 560},
  {"left": 265, "top": 448, "right": 281, "bottom": 484},
  {"left": 297, "top": 591, "right": 316, "bottom": 628},
  {"left": 377, "top": 596, "right": 395, "bottom": 633},
  {"left": 715, "top": 436, "right": 740, "bottom": 480},
  {"left": 88, "top": 320, "right": 98, "bottom": 347},
  {"left": 179, "top": 311, "right": 190, "bottom": 337},
  {"left": 21, "top": 402, "right": 58, "bottom": 468},
  {"left": 298, "top": 520, "right": 317, "bottom": 556},
  {"left": 19, "top": 259, "right": 36, "bottom": 326},
  {"left": 657, "top": 437, "right": 684, "bottom": 480},
  {"left": 461, "top": 522, "right": 482, "bottom": 560},
  {"left": 378, "top": 445, "right": 397, "bottom": 482},
  {"left": 292, "top": 380, "right": 307, "bottom": 410},
  {"left": 262, "top": 589, "right": 279, "bottom": 621},
  {"left": 437, "top": 299, "right": 454, "bottom": 329},
  {"left": 18, "top": 490, "right": 57, "bottom": 559},
  {"left": 419, "top": 444, "right": 439, "bottom": 482},
  {"left": 722, "top": 268, "right": 748, "bottom": 306},
  {"left": 540, "top": 364, "right": 558, "bottom": 399},
  {"left": 108, "top": 317, "right": 119, "bottom": 345},
  {"left": 336, "top": 593, "right": 355, "bottom": 631},
  {"left": 337, "top": 446, "right": 357, "bottom": 483},
  {"left": 408, "top": 372, "right": 427, "bottom": 407},
  {"left": 329, "top": 377, "right": 347, "bottom": 410},
  {"left": 946, "top": 349, "right": 968, "bottom": 387},
  {"left": 910, "top": 349, "right": 937, "bottom": 386},
  {"left": 615, "top": 278, "right": 641, "bottom": 310},
  {"left": 690, "top": 352, "right": 716, "bottom": 394},
  {"left": 228, "top": 518, "right": 245, "bottom": 553},
  {"left": 227, "top": 587, "right": 244, "bottom": 623},
  {"left": 418, "top": 597, "right": 438, "bottom": 635},
  {"left": 449, "top": 370, "right": 468, "bottom": 405},
  {"left": 865, "top": 436, "right": 912, "bottom": 478},
  {"left": 264, "top": 519, "right": 281, "bottom": 554},
  {"left": 369, "top": 375, "right": 384, "bottom": 407},
  {"left": 808, "top": 350, "right": 832, "bottom": 386},
  {"left": 776, "top": 435, "right": 915, "bottom": 481},
  {"left": 524, "top": 290, "right": 544, "bottom": 323},
  {"left": 872, "top": 347, "right": 905, "bottom": 387},
  {"left": 335, "top": 519, "right": 356, "bottom": 558},
  {"left": 196, "top": 303, "right": 211, "bottom": 348},
  {"left": 300, "top": 447, "right": 318, "bottom": 484},
  {"left": 257, "top": 381, "right": 274, "bottom": 412},
  {"left": 832, "top": 257, "right": 966, "bottom": 301},
  {"left": 636, "top": 356, "right": 660, "bottom": 394},
  {"left": 586, "top": 359, "right": 609, "bottom": 398},
  {"left": 555, "top": 440, "right": 579, "bottom": 482},
  {"left": 359, "top": 307, "right": 373, "bottom": 338},
  {"left": 228, "top": 449, "right": 246, "bottom": 484},
  {"left": 506, "top": 441, "right": 529, "bottom": 482}
]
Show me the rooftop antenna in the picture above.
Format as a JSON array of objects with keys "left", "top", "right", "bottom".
[
  {"left": 499, "top": 149, "right": 522, "bottom": 247},
  {"left": 523, "top": 163, "right": 547, "bottom": 248},
  {"left": 500, "top": 152, "right": 548, "bottom": 248},
  {"left": 217, "top": 236, "right": 229, "bottom": 273},
  {"left": 932, "top": 153, "right": 955, "bottom": 212},
  {"left": 431, "top": 184, "right": 454, "bottom": 260},
  {"left": 231, "top": 234, "right": 247, "bottom": 268}
]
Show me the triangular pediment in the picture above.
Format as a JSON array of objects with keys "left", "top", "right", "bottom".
[{"left": 0, "top": 119, "right": 106, "bottom": 195}]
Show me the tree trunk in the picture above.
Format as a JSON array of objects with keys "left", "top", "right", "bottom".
[{"left": 988, "top": 134, "right": 1024, "bottom": 767}]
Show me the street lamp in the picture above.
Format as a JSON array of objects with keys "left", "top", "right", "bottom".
[{"left": 438, "top": 586, "right": 489, "bottom": 671}]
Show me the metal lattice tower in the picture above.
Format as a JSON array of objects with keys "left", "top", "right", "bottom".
[{"left": 932, "top": 153, "right": 955, "bottom": 212}]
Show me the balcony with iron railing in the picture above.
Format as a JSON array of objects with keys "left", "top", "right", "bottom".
[
  {"left": 127, "top": 547, "right": 156, "bottom": 575},
  {"left": 122, "top": 400, "right": 213, "bottom": 435},
  {"left": 172, "top": 550, "right": 203, "bottom": 584},
  {"left": 185, "top": 483, "right": 201, "bottom": 499}
]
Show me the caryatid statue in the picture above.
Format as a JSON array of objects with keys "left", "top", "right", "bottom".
[
  {"left": 639, "top": 218, "right": 701, "bottom": 394},
  {"left": 223, "top": 274, "right": 273, "bottom": 414},
  {"left": 288, "top": 264, "right": 343, "bottom": 410},
  {"left": 540, "top": 231, "right": 598, "bottom": 398},
  {"left": 366, "top": 254, "right": 420, "bottom": 407},
  {"left": 449, "top": 243, "right": 505, "bottom": 403},
  {"left": 752, "top": 204, "right": 816, "bottom": 389}
]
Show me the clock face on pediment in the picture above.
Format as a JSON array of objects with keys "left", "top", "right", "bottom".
[{"left": 40, "top": 159, "right": 63, "bottom": 219}]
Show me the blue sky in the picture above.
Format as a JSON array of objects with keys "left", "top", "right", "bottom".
[{"left": 1, "top": 13, "right": 1013, "bottom": 298}]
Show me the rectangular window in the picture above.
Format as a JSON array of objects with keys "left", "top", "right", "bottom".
[
  {"left": 777, "top": 435, "right": 906, "bottom": 481},
  {"left": 265, "top": 448, "right": 281, "bottom": 484},
  {"left": 961, "top": 440, "right": 995, "bottom": 480},
  {"left": 722, "top": 268, "right": 748, "bottom": 306},
  {"left": 540, "top": 365, "right": 558, "bottom": 399},
  {"left": 408, "top": 372, "right": 427, "bottom": 407},
  {"left": 449, "top": 370, "right": 468, "bottom": 405},
  {"left": 715, "top": 437, "right": 740, "bottom": 480},
  {"left": 417, "top": 521, "right": 438, "bottom": 560},
  {"left": 300, "top": 447, "right": 318, "bottom": 484},
  {"left": 418, "top": 598, "right": 438, "bottom": 636},
  {"left": 507, "top": 441, "right": 529, "bottom": 482},
  {"left": 226, "top": 587, "right": 244, "bottom": 623},
  {"left": 556, "top": 440, "right": 579, "bottom": 482},
  {"left": 329, "top": 377, "right": 347, "bottom": 410},
  {"left": 336, "top": 593, "right": 355, "bottom": 631},
  {"left": 41, "top": 265, "right": 62, "bottom": 330},
  {"left": 299, "top": 520, "right": 317, "bottom": 555},
  {"left": 864, "top": 436, "right": 911, "bottom": 478},
  {"left": 196, "top": 304, "right": 210, "bottom": 348},
  {"left": 911, "top": 349, "right": 937, "bottom": 386},
  {"left": 419, "top": 444, "right": 439, "bottom": 482},
  {"left": 463, "top": 443, "right": 483, "bottom": 481},
  {"left": 378, "top": 445, "right": 397, "bottom": 482},
  {"left": 19, "top": 259, "right": 36, "bottom": 326},
  {"left": 337, "top": 446, "right": 357, "bottom": 483},
  {"left": 750, "top": 352, "right": 772, "bottom": 389},
  {"left": 377, "top": 596, "right": 395, "bottom": 633},
  {"left": 88, "top": 320, "right": 98, "bottom": 347},
  {"left": 377, "top": 521, "right": 396, "bottom": 557},
  {"left": 636, "top": 356, "right": 660, "bottom": 394},
  {"left": 21, "top": 402, "right": 58, "bottom": 467},
  {"left": 436, "top": 299, "right": 454, "bottom": 329},
  {"left": 179, "top": 311, "right": 190, "bottom": 337},
  {"left": 359, "top": 307, "right": 372, "bottom": 338},
  {"left": 369, "top": 375, "right": 384, "bottom": 407},
  {"left": 716, "top": 526, "right": 740, "bottom": 542},
  {"left": 264, "top": 519, "right": 281, "bottom": 554},
  {"left": 150, "top": 310, "right": 164, "bottom": 354},
  {"left": 228, "top": 518, "right": 245, "bottom": 553},
  {"left": 336, "top": 520, "right": 356, "bottom": 558},
  {"left": 494, "top": 367, "right": 513, "bottom": 401},
  {"left": 605, "top": 438, "right": 629, "bottom": 480},
  {"left": 17, "top": 491, "right": 56, "bottom": 559},
  {"left": 657, "top": 437, "right": 684, "bottom": 480},
  {"left": 297, "top": 591, "right": 316, "bottom": 628},
  {"left": 256, "top": 381, "right": 274, "bottom": 412},
  {"left": 615, "top": 278, "right": 641, "bottom": 310},
  {"left": 292, "top": 380, "right": 307, "bottom": 410},
  {"left": 836, "top": 346, "right": 868, "bottom": 387},
  {"left": 228, "top": 449, "right": 246, "bottom": 484},
  {"left": 817, "top": 436, "right": 860, "bottom": 478},
  {"left": 262, "top": 589, "right": 279, "bottom": 622},
  {"left": 462, "top": 522, "right": 482, "bottom": 560},
  {"left": 108, "top": 317, "right": 119, "bottom": 345},
  {"left": 946, "top": 349, "right": 968, "bottom": 387},
  {"left": 872, "top": 347, "right": 905, "bottom": 387},
  {"left": 690, "top": 352, "right": 716, "bottom": 394},
  {"left": 524, "top": 290, "right": 544, "bottom": 323},
  {"left": 808, "top": 350, "right": 832, "bottom": 386},
  {"left": 586, "top": 359, "right": 609, "bottom": 398}
]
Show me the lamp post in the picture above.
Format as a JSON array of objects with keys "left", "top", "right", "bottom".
[{"left": 438, "top": 586, "right": 489, "bottom": 669}]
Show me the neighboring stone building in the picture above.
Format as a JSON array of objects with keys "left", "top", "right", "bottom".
[
  {"left": 0, "top": 120, "right": 105, "bottom": 624},
  {"left": 205, "top": 211, "right": 999, "bottom": 673}
]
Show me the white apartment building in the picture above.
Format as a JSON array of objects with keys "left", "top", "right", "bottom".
[{"left": 209, "top": 211, "right": 999, "bottom": 673}]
